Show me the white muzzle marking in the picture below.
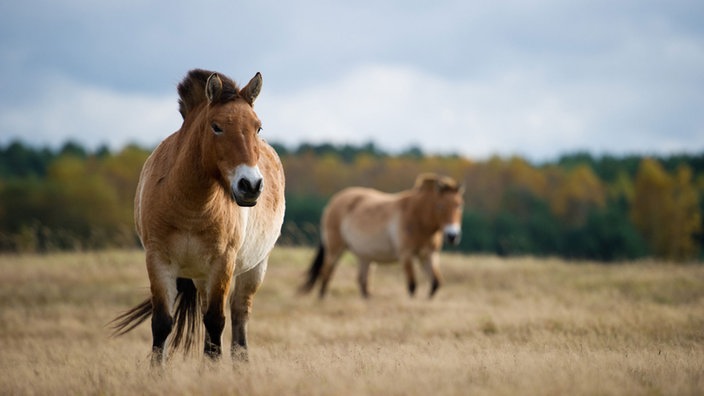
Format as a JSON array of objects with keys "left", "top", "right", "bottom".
[
  {"left": 443, "top": 223, "right": 462, "bottom": 245},
  {"left": 230, "top": 164, "right": 263, "bottom": 207}
]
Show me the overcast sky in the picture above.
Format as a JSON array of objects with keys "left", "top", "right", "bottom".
[{"left": 1, "top": 0, "right": 703, "bottom": 161}]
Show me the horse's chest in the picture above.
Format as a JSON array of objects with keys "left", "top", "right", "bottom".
[
  {"left": 165, "top": 213, "right": 242, "bottom": 277},
  {"left": 164, "top": 209, "right": 274, "bottom": 278},
  {"left": 168, "top": 232, "right": 223, "bottom": 279}
]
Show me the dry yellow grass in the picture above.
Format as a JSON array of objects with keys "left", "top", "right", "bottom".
[{"left": 1, "top": 247, "right": 703, "bottom": 395}]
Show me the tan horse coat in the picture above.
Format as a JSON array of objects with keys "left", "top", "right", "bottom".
[
  {"left": 300, "top": 174, "right": 463, "bottom": 298},
  {"left": 112, "top": 69, "right": 284, "bottom": 364}
]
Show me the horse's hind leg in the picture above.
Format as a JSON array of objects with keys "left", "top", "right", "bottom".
[
  {"left": 318, "top": 247, "right": 344, "bottom": 298},
  {"left": 357, "top": 257, "right": 372, "bottom": 298},
  {"left": 230, "top": 259, "right": 268, "bottom": 362},
  {"left": 146, "top": 253, "right": 177, "bottom": 365}
]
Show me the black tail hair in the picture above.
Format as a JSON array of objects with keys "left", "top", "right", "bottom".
[
  {"left": 298, "top": 244, "right": 325, "bottom": 294},
  {"left": 110, "top": 277, "right": 201, "bottom": 354},
  {"left": 171, "top": 278, "right": 201, "bottom": 353}
]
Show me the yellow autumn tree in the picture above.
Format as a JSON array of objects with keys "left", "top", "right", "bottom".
[
  {"left": 281, "top": 151, "right": 321, "bottom": 196},
  {"left": 670, "top": 165, "right": 702, "bottom": 260},
  {"left": 100, "top": 145, "right": 150, "bottom": 230},
  {"left": 631, "top": 158, "right": 701, "bottom": 261},
  {"left": 549, "top": 164, "right": 605, "bottom": 227},
  {"left": 46, "top": 155, "right": 123, "bottom": 248},
  {"left": 464, "top": 156, "right": 545, "bottom": 215}
]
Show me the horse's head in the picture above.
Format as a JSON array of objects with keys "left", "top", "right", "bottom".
[
  {"left": 416, "top": 174, "right": 464, "bottom": 245},
  {"left": 196, "top": 71, "right": 265, "bottom": 207}
]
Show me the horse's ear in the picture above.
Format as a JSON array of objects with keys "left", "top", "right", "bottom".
[
  {"left": 415, "top": 173, "right": 439, "bottom": 193},
  {"left": 417, "top": 178, "right": 438, "bottom": 192},
  {"left": 436, "top": 180, "right": 448, "bottom": 193},
  {"left": 205, "top": 73, "right": 223, "bottom": 103},
  {"left": 241, "top": 72, "right": 262, "bottom": 105},
  {"left": 436, "top": 177, "right": 462, "bottom": 194}
]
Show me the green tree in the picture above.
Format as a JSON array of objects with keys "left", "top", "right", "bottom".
[{"left": 0, "top": 141, "right": 54, "bottom": 178}]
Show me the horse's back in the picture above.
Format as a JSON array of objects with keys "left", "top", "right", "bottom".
[{"left": 324, "top": 187, "right": 396, "bottom": 224}]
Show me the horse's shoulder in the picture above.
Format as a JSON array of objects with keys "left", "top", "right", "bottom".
[
  {"left": 146, "top": 131, "right": 179, "bottom": 165},
  {"left": 394, "top": 190, "right": 416, "bottom": 208}
]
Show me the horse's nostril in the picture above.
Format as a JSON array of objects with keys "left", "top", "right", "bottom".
[
  {"left": 238, "top": 178, "right": 263, "bottom": 195},
  {"left": 238, "top": 178, "right": 251, "bottom": 193},
  {"left": 443, "top": 228, "right": 461, "bottom": 246}
]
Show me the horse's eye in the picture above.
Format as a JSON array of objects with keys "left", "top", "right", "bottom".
[
  {"left": 211, "top": 123, "right": 223, "bottom": 135},
  {"left": 257, "top": 126, "right": 263, "bottom": 134}
]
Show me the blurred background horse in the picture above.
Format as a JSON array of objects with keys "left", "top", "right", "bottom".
[{"left": 300, "top": 173, "right": 463, "bottom": 299}]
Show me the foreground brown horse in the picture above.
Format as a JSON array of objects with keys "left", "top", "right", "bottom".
[
  {"left": 111, "top": 69, "right": 285, "bottom": 364},
  {"left": 300, "top": 174, "right": 463, "bottom": 299}
]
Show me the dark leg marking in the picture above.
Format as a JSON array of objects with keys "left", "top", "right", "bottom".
[
  {"left": 203, "top": 308, "right": 225, "bottom": 360},
  {"left": 408, "top": 281, "right": 417, "bottom": 297},
  {"left": 151, "top": 305, "right": 173, "bottom": 365},
  {"left": 429, "top": 278, "right": 440, "bottom": 298}
]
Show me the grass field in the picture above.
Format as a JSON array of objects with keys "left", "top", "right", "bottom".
[{"left": 1, "top": 247, "right": 703, "bottom": 395}]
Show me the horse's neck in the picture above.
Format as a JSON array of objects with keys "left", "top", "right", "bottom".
[
  {"left": 168, "top": 126, "right": 223, "bottom": 207},
  {"left": 404, "top": 192, "right": 440, "bottom": 235}
]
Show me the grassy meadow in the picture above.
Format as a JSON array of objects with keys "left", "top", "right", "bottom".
[{"left": 1, "top": 247, "right": 703, "bottom": 395}]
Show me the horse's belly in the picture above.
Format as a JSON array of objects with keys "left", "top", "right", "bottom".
[
  {"left": 359, "top": 245, "right": 397, "bottom": 263},
  {"left": 341, "top": 220, "right": 398, "bottom": 263}
]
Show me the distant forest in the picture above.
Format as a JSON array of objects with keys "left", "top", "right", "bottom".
[{"left": 0, "top": 140, "right": 702, "bottom": 262}]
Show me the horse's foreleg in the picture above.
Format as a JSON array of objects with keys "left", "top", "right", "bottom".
[
  {"left": 401, "top": 254, "right": 416, "bottom": 297},
  {"left": 357, "top": 257, "right": 372, "bottom": 298},
  {"left": 203, "top": 257, "right": 236, "bottom": 360},
  {"left": 203, "top": 305, "right": 225, "bottom": 359},
  {"left": 151, "top": 299, "right": 174, "bottom": 365},
  {"left": 230, "top": 259, "right": 267, "bottom": 362},
  {"left": 146, "top": 253, "right": 177, "bottom": 366},
  {"left": 421, "top": 251, "right": 442, "bottom": 298}
]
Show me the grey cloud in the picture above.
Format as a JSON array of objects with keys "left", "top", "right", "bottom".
[{"left": 1, "top": 0, "right": 703, "bottom": 159}]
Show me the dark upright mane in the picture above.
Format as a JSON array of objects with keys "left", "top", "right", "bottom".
[
  {"left": 177, "top": 69, "right": 241, "bottom": 119},
  {"left": 414, "top": 173, "right": 461, "bottom": 193}
]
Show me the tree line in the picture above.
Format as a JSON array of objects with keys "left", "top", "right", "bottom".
[{"left": 0, "top": 140, "right": 702, "bottom": 261}]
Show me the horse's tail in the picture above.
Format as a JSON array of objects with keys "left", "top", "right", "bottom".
[
  {"left": 171, "top": 278, "right": 201, "bottom": 353},
  {"left": 110, "top": 277, "right": 201, "bottom": 354},
  {"left": 299, "top": 244, "right": 325, "bottom": 294},
  {"left": 110, "top": 297, "right": 152, "bottom": 337}
]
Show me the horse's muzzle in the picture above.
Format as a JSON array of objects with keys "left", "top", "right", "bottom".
[
  {"left": 443, "top": 224, "right": 462, "bottom": 246},
  {"left": 232, "top": 178, "right": 262, "bottom": 207},
  {"left": 231, "top": 165, "right": 263, "bottom": 207}
]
